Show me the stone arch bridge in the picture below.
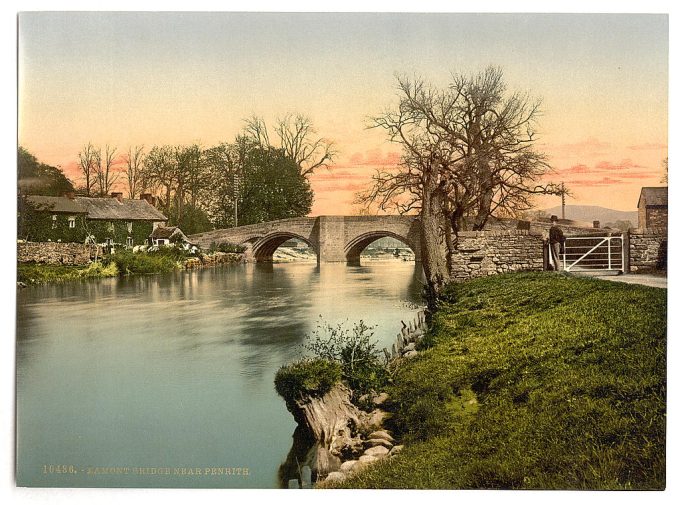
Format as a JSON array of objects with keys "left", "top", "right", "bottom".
[{"left": 188, "top": 216, "right": 422, "bottom": 263}]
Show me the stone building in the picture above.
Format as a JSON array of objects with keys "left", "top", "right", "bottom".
[
  {"left": 637, "top": 187, "right": 668, "bottom": 232},
  {"left": 19, "top": 192, "right": 167, "bottom": 246}
]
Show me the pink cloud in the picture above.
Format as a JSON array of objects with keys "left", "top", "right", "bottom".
[
  {"left": 557, "top": 164, "right": 591, "bottom": 175},
  {"left": 336, "top": 149, "right": 401, "bottom": 169},
  {"left": 595, "top": 159, "right": 643, "bottom": 171},
  {"left": 615, "top": 171, "right": 657, "bottom": 179},
  {"left": 627, "top": 142, "right": 667, "bottom": 151},
  {"left": 313, "top": 181, "right": 367, "bottom": 192},
  {"left": 62, "top": 160, "right": 81, "bottom": 180},
  {"left": 310, "top": 169, "right": 368, "bottom": 182},
  {"left": 569, "top": 177, "right": 625, "bottom": 187}
]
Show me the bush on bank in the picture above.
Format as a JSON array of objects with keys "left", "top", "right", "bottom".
[
  {"left": 274, "top": 358, "right": 343, "bottom": 403},
  {"left": 105, "top": 249, "right": 179, "bottom": 275},
  {"left": 331, "top": 272, "right": 666, "bottom": 490}
]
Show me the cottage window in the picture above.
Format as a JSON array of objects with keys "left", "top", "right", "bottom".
[
  {"left": 127, "top": 221, "right": 133, "bottom": 233},
  {"left": 52, "top": 215, "right": 57, "bottom": 229},
  {"left": 107, "top": 221, "right": 115, "bottom": 232},
  {"left": 126, "top": 237, "right": 133, "bottom": 247},
  {"left": 68, "top": 216, "right": 76, "bottom": 228}
]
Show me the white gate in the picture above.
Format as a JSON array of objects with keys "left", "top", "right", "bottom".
[{"left": 562, "top": 235, "right": 625, "bottom": 273}]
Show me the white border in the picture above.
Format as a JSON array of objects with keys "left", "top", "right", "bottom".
[{"left": 2, "top": 2, "right": 676, "bottom": 505}]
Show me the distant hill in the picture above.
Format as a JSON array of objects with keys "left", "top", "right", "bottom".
[{"left": 541, "top": 205, "right": 638, "bottom": 226}]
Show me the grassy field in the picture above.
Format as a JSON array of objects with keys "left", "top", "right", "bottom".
[{"left": 334, "top": 272, "right": 666, "bottom": 490}]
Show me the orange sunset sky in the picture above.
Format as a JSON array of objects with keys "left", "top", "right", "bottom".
[{"left": 18, "top": 12, "right": 668, "bottom": 215}]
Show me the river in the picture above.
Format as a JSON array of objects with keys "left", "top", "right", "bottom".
[{"left": 15, "top": 260, "right": 424, "bottom": 488}]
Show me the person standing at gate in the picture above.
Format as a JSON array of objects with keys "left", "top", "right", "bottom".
[{"left": 549, "top": 215, "right": 565, "bottom": 271}]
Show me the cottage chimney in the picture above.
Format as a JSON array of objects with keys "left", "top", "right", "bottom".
[
  {"left": 110, "top": 192, "right": 123, "bottom": 203},
  {"left": 593, "top": 220, "right": 600, "bottom": 229},
  {"left": 63, "top": 191, "right": 76, "bottom": 200},
  {"left": 140, "top": 193, "right": 154, "bottom": 205}
]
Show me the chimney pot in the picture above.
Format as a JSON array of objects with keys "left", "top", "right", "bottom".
[{"left": 110, "top": 192, "right": 123, "bottom": 203}]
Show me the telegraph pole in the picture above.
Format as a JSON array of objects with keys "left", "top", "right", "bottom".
[
  {"left": 234, "top": 172, "right": 240, "bottom": 227},
  {"left": 561, "top": 181, "right": 566, "bottom": 220}
]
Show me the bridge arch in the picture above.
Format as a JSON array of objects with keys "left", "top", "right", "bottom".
[
  {"left": 345, "top": 230, "right": 417, "bottom": 265},
  {"left": 251, "top": 232, "right": 318, "bottom": 262}
]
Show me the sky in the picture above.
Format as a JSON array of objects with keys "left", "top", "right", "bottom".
[{"left": 18, "top": 12, "right": 668, "bottom": 214}]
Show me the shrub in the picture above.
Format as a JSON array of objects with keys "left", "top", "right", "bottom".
[
  {"left": 79, "top": 261, "right": 118, "bottom": 278},
  {"left": 304, "top": 318, "right": 389, "bottom": 398},
  {"left": 274, "top": 358, "right": 342, "bottom": 403},
  {"left": 107, "top": 249, "right": 178, "bottom": 275},
  {"left": 209, "top": 241, "right": 246, "bottom": 254}
]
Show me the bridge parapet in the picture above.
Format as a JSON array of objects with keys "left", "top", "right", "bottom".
[{"left": 187, "top": 215, "right": 421, "bottom": 263}]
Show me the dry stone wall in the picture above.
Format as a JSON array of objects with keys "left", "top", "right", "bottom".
[
  {"left": 629, "top": 229, "right": 667, "bottom": 272},
  {"left": 450, "top": 230, "right": 545, "bottom": 280},
  {"left": 17, "top": 241, "right": 93, "bottom": 265}
]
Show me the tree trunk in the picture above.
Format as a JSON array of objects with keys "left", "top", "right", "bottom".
[{"left": 420, "top": 178, "right": 450, "bottom": 309}]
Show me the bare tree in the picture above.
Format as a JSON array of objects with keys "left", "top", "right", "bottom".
[
  {"left": 77, "top": 143, "right": 98, "bottom": 196},
  {"left": 93, "top": 145, "right": 120, "bottom": 197},
  {"left": 124, "top": 145, "right": 146, "bottom": 198},
  {"left": 244, "top": 114, "right": 336, "bottom": 177},
  {"left": 359, "top": 67, "right": 562, "bottom": 299}
]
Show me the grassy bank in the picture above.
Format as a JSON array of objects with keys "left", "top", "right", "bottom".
[
  {"left": 17, "top": 248, "right": 245, "bottom": 285},
  {"left": 17, "top": 262, "right": 119, "bottom": 285},
  {"left": 334, "top": 272, "right": 666, "bottom": 489},
  {"left": 18, "top": 249, "right": 189, "bottom": 284}
]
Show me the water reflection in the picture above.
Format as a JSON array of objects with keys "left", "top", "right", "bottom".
[{"left": 16, "top": 261, "right": 423, "bottom": 488}]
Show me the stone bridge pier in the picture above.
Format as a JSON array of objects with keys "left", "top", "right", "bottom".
[{"left": 188, "top": 215, "right": 422, "bottom": 264}]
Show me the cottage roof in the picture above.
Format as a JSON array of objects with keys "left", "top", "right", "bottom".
[
  {"left": 75, "top": 197, "right": 168, "bottom": 221},
  {"left": 150, "top": 226, "right": 188, "bottom": 241},
  {"left": 638, "top": 187, "right": 668, "bottom": 208},
  {"left": 24, "top": 195, "right": 87, "bottom": 214}
]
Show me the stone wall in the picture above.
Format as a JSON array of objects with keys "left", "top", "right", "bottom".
[
  {"left": 17, "top": 241, "right": 93, "bottom": 265},
  {"left": 629, "top": 229, "right": 667, "bottom": 272},
  {"left": 450, "top": 230, "right": 545, "bottom": 280},
  {"left": 645, "top": 208, "right": 668, "bottom": 231}
]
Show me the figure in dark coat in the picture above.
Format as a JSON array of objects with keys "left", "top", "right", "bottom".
[{"left": 549, "top": 215, "right": 565, "bottom": 270}]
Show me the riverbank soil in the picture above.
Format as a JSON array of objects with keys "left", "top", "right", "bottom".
[{"left": 333, "top": 272, "right": 666, "bottom": 489}]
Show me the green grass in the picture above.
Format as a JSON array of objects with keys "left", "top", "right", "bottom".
[
  {"left": 332, "top": 272, "right": 666, "bottom": 490},
  {"left": 104, "top": 249, "right": 179, "bottom": 275},
  {"left": 274, "top": 358, "right": 343, "bottom": 403},
  {"left": 18, "top": 261, "right": 119, "bottom": 285}
]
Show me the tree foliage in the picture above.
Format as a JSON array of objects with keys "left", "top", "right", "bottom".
[
  {"left": 237, "top": 145, "right": 313, "bottom": 225},
  {"left": 18, "top": 146, "right": 74, "bottom": 196},
  {"left": 359, "top": 67, "right": 562, "bottom": 298}
]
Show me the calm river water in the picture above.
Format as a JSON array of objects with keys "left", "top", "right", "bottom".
[{"left": 16, "top": 260, "right": 424, "bottom": 488}]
